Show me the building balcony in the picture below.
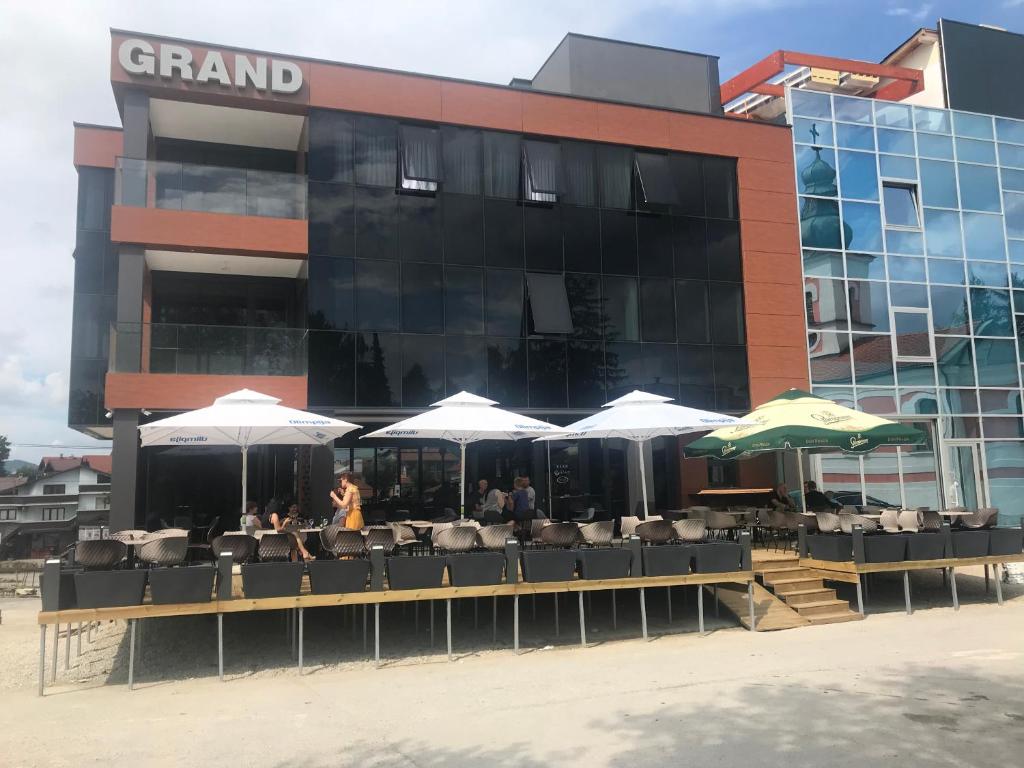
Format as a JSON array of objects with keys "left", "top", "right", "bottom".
[{"left": 110, "top": 158, "right": 308, "bottom": 257}]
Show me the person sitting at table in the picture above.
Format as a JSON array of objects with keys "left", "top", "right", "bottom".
[
  {"left": 803, "top": 480, "right": 838, "bottom": 512},
  {"left": 271, "top": 502, "right": 315, "bottom": 561},
  {"left": 329, "top": 472, "right": 364, "bottom": 531},
  {"left": 467, "top": 478, "right": 490, "bottom": 518},
  {"left": 240, "top": 500, "right": 263, "bottom": 530},
  {"left": 769, "top": 483, "right": 796, "bottom": 511}
]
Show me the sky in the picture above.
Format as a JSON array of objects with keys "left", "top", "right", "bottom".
[{"left": 2, "top": 0, "right": 1023, "bottom": 463}]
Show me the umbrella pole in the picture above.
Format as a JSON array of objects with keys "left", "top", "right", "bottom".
[
  {"left": 460, "top": 443, "right": 466, "bottom": 520},
  {"left": 796, "top": 448, "right": 806, "bottom": 514},
  {"left": 241, "top": 446, "right": 248, "bottom": 522},
  {"left": 638, "top": 440, "right": 650, "bottom": 518},
  {"left": 546, "top": 440, "right": 552, "bottom": 519}
]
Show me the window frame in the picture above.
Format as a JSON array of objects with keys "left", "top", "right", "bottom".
[
  {"left": 522, "top": 140, "right": 562, "bottom": 203},
  {"left": 398, "top": 124, "right": 441, "bottom": 193},
  {"left": 42, "top": 484, "right": 66, "bottom": 495},
  {"left": 890, "top": 306, "right": 935, "bottom": 364},
  {"left": 881, "top": 181, "right": 921, "bottom": 230}
]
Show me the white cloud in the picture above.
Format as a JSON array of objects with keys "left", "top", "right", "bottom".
[
  {"left": 885, "top": 3, "right": 934, "bottom": 21},
  {"left": 0, "top": 356, "right": 65, "bottom": 408}
]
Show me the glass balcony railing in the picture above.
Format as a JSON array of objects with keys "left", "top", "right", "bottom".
[
  {"left": 110, "top": 322, "right": 308, "bottom": 377},
  {"left": 115, "top": 158, "right": 307, "bottom": 220}
]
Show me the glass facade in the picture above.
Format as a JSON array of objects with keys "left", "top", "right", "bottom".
[
  {"left": 792, "top": 89, "right": 1024, "bottom": 523},
  {"left": 306, "top": 109, "right": 748, "bottom": 414}
]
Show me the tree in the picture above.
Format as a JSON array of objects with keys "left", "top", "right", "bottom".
[{"left": 0, "top": 434, "right": 9, "bottom": 476}]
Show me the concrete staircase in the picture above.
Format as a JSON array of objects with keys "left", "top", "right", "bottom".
[{"left": 756, "top": 554, "right": 862, "bottom": 625}]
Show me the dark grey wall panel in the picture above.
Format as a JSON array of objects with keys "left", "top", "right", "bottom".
[{"left": 941, "top": 19, "right": 1024, "bottom": 120}]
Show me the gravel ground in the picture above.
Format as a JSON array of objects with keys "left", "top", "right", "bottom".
[{"left": 2, "top": 565, "right": 1022, "bottom": 767}]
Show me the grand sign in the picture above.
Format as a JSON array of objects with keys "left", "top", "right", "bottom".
[{"left": 117, "top": 38, "right": 303, "bottom": 94}]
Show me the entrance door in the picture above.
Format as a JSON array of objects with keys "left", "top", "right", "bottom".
[{"left": 943, "top": 441, "right": 986, "bottom": 509}]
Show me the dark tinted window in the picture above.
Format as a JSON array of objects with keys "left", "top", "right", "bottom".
[
  {"left": 68, "top": 358, "right": 106, "bottom": 427},
  {"left": 676, "top": 280, "right": 710, "bottom": 342},
  {"left": 484, "top": 198, "right": 523, "bottom": 267},
  {"left": 77, "top": 167, "right": 113, "bottom": 231},
  {"left": 401, "top": 262, "right": 443, "bottom": 333},
  {"left": 673, "top": 217, "right": 708, "bottom": 278},
  {"left": 598, "top": 145, "right": 633, "bottom": 209},
  {"left": 442, "top": 126, "right": 482, "bottom": 194},
  {"left": 308, "top": 257, "right": 353, "bottom": 331},
  {"left": 565, "top": 273, "right": 603, "bottom": 340},
  {"left": 635, "top": 152, "right": 678, "bottom": 206},
  {"left": 605, "top": 342, "right": 677, "bottom": 400},
  {"left": 356, "top": 332, "right": 401, "bottom": 406},
  {"left": 355, "top": 260, "right": 399, "bottom": 331},
  {"left": 354, "top": 115, "right": 397, "bottom": 187},
  {"left": 354, "top": 186, "right": 398, "bottom": 260},
  {"left": 637, "top": 213, "right": 673, "bottom": 276},
  {"left": 308, "top": 331, "right": 355, "bottom": 407},
  {"left": 707, "top": 220, "right": 742, "bottom": 281},
  {"left": 483, "top": 131, "right": 520, "bottom": 199},
  {"left": 443, "top": 193, "right": 483, "bottom": 265},
  {"left": 526, "top": 272, "right": 573, "bottom": 334},
  {"left": 399, "top": 124, "right": 442, "bottom": 183},
  {"left": 445, "top": 266, "right": 484, "bottom": 335},
  {"left": 308, "top": 110, "right": 354, "bottom": 183},
  {"left": 308, "top": 182, "right": 354, "bottom": 257},
  {"left": 562, "top": 141, "right": 597, "bottom": 206},
  {"left": 709, "top": 283, "right": 745, "bottom": 344},
  {"left": 528, "top": 339, "right": 567, "bottom": 408},
  {"left": 446, "top": 335, "right": 487, "bottom": 395},
  {"left": 523, "top": 140, "right": 562, "bottom": 198},
  {"left": 567, "top": 341, "right": 605, "bottom": 407},
  {"left": 73, "top": 230, "right": 116, "bottom": 295},
  {"left": 487, "top": 337, "right": 527, "bottom": 405},
  {"left": 601, "top": 210, "right": 636, "bottom": 274},
  {"left": 397, "top": 193, "right": 442, "bottom": 262},
  {"left": 714, "top": 346, "right": 749, "bottom": 410},
  {"left": 602, "top": 277, "right": 639, "bottom": 341},
  {"left": 486, "top": 269, "right": 524, "bottom": 336},
  {"left": 562, "top": 206, "right": 601, "bottom": 271},
  {"left": 401, "top": 334, "right": 444, "bottom": 406},
  {"left": 704, "top": 157, "right": 738, "bottom": 219},
  {"left": 670, "top": 154, "right": 704, "bottom": 216},
  {"left": 524, "top": 204, "right": 562, "bottom": 270},
  {"left": 677, "top": 345, "right": 715, "bottom": 408},
  {"left": 640, "top": 279, "right": 675, "bottom": 342}
]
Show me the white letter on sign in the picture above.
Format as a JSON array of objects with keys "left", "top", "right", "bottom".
[
  {"left": 159, "top": 44, "right": 194, "bottom": 81},
  {"left": 271, "top": 60, "right": 302, "bottom": 94},
  {"left": 235, "top": 55, "right": 268, "bottom": 90},
  {"left": 197, "top": 51, "right": 231, "bottom": 86},
  {"left": 118, "top": 39, "right": 155, "bottom": 75}
]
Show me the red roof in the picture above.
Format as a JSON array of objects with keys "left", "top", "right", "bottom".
[
  {"left": 0, "top": 476, "right": 27, "bottom": 493},
  {"left": 38, "top": 454, "right": 112, "bottom": 476}
]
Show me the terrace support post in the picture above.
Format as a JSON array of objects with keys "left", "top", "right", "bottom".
[
  {"left": 64, "top": 623, "right": 71, "bottom": 670},
  {"left": 714, "top": 586, "right": 720, "bottom": 618},
  {"left": 504, "top": 539, "right": 519, "bottom": 584},
  {"left": 216, "top": 552, "right": 233, "bottom": 601},
  {"left": 984, "top": 565, "right": 990, "bottom": 593},
  {"left": 492, "top": 597, "right": 497, "bottom": 644},
  {"left": 77, "top": 622, "right": 82, "bottom": 658},
  {"left": 612, "top": 591, "right": 617, "bottom": 630},
  {"left": 128, "top": 619, "right": 136, "bottom": 691},
  {"left": 747, "top": 580, "right": 756, "bottom": 631},
  {"left": 578, "top": 592, "right": 587, "bottom": 648},
  {"left": 697, "top": 584, "right": 705, "bottom": 635},
  {"left": 298, "top": 608, "right": 304, "bottom": 674},
  {"left": 851, "top": 526, "right": 866, "bottom": 565},
  {"left": 903, "top": 570, "right": 912, "bottom": 615},
  {"left": 369, "top": 546, "right": 385, "bottom": 591},
  {"left": 50, "top": 620, "right": 58, "bottom": 684},
  {"left": 667, "top": 587, "right": 672, "bottom": 624},
  {"left": 38, "top": 625, "right": 46, "bottom": 697},
  {"left": 430, "top": 601, "right": 434, "bottom": 647},
  {"left": 639, "top": 587, "right": 649, "bottom": 640},
  {"left": 374, "top": 603, "right": 381, "bottom": 667},
  {"left": 797, "top": 525, "right": 808, "bottom": 559},
  {"left": 941, "top": 522, "right": 953, "bottom": 558},
  {"left": 739, "top": 531, "right": 752, "bottom": 571},
  {"left": 554, "top": 594, "right": 559, "bottom": 637},
  {"left": 513, "top": 593, "right": 520, "bottom": 654},
  {"left": 856, "top": 577, "right": 865, "bottom": 615},
  {"left": 949, "top": 567, "right": 959, "bottom": 611},
  {"left": 363, "top": 606, "right": 367, "bottom": 655},
  {"left": 994, "top": 564, "right": 1004, "bottom": 605},
  {"left": 446, "top": 599, "right": 452, "bottom": 662},
  {"left": 217, "top": 614, "right": 224, "bottom": 681}
]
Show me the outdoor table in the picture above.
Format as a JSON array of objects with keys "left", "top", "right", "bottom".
[{"left": 940, "top": 510, "right": 973, "bottom": 516}]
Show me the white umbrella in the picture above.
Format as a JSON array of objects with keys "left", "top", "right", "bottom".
[
  {"left": 536, "top": 390, "right": 754, "bottom": 517},
  {"left": 138, "top": 389, "right": 360, "bottom": 517},
  {"left": 361, "top": 391, "right": 565, "bottom": 518}
]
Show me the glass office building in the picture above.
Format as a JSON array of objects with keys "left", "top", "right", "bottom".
[{"left": 791, "top": 88, "right": 1024, "bottom": 523}]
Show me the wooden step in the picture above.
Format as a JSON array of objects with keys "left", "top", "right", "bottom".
[
  {"left": 762, "top": 568, "right": 816, "bottom": 585},
  {"left": 712, "top": 583, "right": 810, "bottom": 631},
  {"left": 793, "top": 599, "right": 852, "bottom": 618},
  {"left": 755, "top": 559, "right": 800, "bottom": 573},
  {"left": 806, "top": 609, "right": 864, "bottom": 625},
  {"left": 771, "top": 577, "right": 825, "bottom": 594},
  {"left": 781, "top": 587, "right": 837, "bottom": 606}
]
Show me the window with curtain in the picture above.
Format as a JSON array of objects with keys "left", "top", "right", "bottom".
[
  {"left": 635, "top": 152, "right": 678, "bottom": 206},
  {"left": 598, "top": 145, "right": 633, "bottom": 209},
  {"left": 483, "top": 131, "right": 521, "bottom": 199},
  {"left": 399, "top": 124, "right": 441, "bottom": 192},
  {"left": 354, "top": 116, "right": 397, "bottom": 187},
  {"left": 442, "top": 126, "right": 482, "bottom": 195},
  {"left": 523, "top": 140, "right": 562, "bottom": 203},
  {"left": 561, "top": 141, "right": 597, "bottom": 206}
]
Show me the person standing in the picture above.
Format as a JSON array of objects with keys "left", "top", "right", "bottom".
[
  {"left": 330, "top": 472, "right": 364, "bottom": 531},
  {"left": 523, "top": 476, "right": 536, "bottom": 513}
]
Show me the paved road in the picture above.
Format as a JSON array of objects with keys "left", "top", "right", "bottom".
[{"left": 5, "top": 576, "right": 1023, "bottom": 768}]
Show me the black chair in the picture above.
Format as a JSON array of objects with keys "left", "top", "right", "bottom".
[
  {"left": 258, "top": 533, "right": 294, "bottom": 562},
  {"left": 363, "top": 527, "right": 396, "bottom": 556},
  {"left": 539, "top": 523, "right": 581, "bottom": 548},
  {"left": 137, "top": 536, "right": 189, "bottom": 568},
  {"left": 320, "top": 525, "right": 366, "bottom": 558},
  {"left": 75, "top": 540, "right": 127, "bottom": 570},
  {"left": 211, "top": 534, "right": 257, "bottom": 564}
]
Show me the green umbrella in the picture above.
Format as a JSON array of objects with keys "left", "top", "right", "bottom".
[{"left": 684, "top": 389, "right": 926, "bottom": 512}]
